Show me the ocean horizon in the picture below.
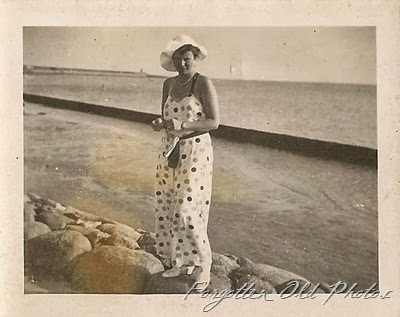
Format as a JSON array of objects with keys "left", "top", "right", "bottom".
[{"left": 23, "top": 67, "right": 377, "bottom": 149}]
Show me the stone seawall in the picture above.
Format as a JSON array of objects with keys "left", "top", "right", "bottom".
[{"left": 24, "top": 193, "right": 328, "bottom": 294}]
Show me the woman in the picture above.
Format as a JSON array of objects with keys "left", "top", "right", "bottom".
[{"left": 151, "top": 34, "right": 219, "bottom": 285}]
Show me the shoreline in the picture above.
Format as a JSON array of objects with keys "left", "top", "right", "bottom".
[
  {"left": 23, "top": 93, "right": 377, "bottom": 166},
  {"left": 24, "top": 65, "right": 377, "bottom": 86}
]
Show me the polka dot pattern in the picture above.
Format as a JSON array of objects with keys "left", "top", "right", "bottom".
[{"left": 154, "top": 88, "right": 213, "bottom": 271}]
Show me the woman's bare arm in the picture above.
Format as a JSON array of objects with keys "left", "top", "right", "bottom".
[
  {"left": 161, "top": 77, "right": 173, "bottom": 119},
  {"left": 152, "top": 77, "right": 173, "bottom": 131}
]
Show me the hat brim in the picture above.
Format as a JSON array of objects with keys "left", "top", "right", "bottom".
[{"left": 160, "top": 43, "right": 207, "bottom": 72}]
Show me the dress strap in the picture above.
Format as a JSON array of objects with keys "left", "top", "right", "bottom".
[{"left": 188, "top": 72, "right": 200, "bottom": 96}]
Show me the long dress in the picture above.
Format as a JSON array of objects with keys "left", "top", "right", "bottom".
[{"left": 154, "top": 73, "right": 213, "bottom": 274}]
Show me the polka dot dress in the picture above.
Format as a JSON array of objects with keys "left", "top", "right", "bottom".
[{"left": 154, "top": 77, "right": 213, "bottom": 272}]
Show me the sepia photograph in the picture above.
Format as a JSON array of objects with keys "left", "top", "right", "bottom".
[
  {"left": 1, "top": 1, "right": 400, "bottom": 316},
  {"left": 22, "top": 26, "right": 377, "bottom": 295}
]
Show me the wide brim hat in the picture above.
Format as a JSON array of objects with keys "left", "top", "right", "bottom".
[{"left": 160, "top": 34, "right": 207, "bottom": 72}]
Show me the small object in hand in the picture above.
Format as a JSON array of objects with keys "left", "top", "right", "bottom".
[
  {"left": 152, "top": 117, "right": 163, "bottom": 125},
  {"left": 152, "top": 117, "right": 165, "bottom": 131}
]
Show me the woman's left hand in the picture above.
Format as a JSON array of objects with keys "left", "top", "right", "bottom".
[{"left": 164, "top": 118, "right": 183, "bottom": 131}]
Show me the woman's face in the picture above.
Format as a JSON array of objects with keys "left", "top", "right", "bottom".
[{"left": 172, "top": 50, "right": 197, "bottom": 75}]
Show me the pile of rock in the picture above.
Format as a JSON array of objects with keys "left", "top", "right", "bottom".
[{"left": 24, "top": 193, "right": 326, "bottom": 294}]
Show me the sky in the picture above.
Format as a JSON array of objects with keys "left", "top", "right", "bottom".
[{"left": 23, "top": 27, "right": 376, "bottom": 84}]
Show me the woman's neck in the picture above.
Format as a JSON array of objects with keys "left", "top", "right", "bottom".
[{"left": 177, "top": 71, "right": 197, "bottom": 81}]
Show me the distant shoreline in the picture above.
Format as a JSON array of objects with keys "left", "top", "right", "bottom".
[{"left": 23, "top": 65, "right": 376, "bottom": 87}]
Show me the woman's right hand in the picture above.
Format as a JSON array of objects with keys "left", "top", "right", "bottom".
[{"left": 151, "top": 117, "right": 165, "bottom": 131}]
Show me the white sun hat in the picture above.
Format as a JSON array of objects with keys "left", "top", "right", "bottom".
[{"left": 160, "top": 34, "right": 207, "bottom": 72}]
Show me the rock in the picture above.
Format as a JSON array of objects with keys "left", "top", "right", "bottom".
[
  {"left": 63, "top": 206, "right": 115, "bottom": 224},
  {"left": 137, "top": 232, "right": 156, "bottom": 254},
  {"left": 54, "top": 203, "right": 66, "bottom": 212},
  {"left": 24, "top": 213, "right": 36, "bottom": 223},
  {"left": 36, "top": 211, "right": 75, "bottom": 230},
  {"left": 236, "top": 256, "right": 254, "bottom": 267},
  {"left": 24, "top": 203, "right": 37, "bottom": 222},
  {"left": 144, "top": 271, "right": 199, "bottom": 294},
  {"left": 154, "top": 255, "right": 172, "bottom": 270},
  {"left": 24, "top": 194, "right": 32, "bottom": 204},
  {"left": 66, "top": 225, "right": 111, "bottom": 247},
  {"left": 26, "top": 230, "right": 92, "bottom": 279},
  {"left": 96, "top": 223, "right": 142, "bottom": 241},
  {"left": 42, "top": 198, "right": 58, "bottom": 208},
  {"left": 27, "top": 193, "right": 42, "bottom": 203},
  {"left": 136, "top": 228, "right": 148, "bottom": 234},
  {"left": 207, "top": 273, "right": 233, "bottom": 292},
  {"left": 85, "top": 230, "right": 110, "bottom": 247},
  {"left": 65, "top": 225, "right": 87, "bottom": 234},
  {"left": 222, "top": 253, "right": 239, "bottom": 263},
  {"left": 211, "top": 264, "right": 232, "bottom": 277},
  {"left": 229, "top": 271, "right": 276, "bottom": 294},
  {"left": 34, "top": 205, "right": 55, "bottom": 215},
  {"left": 232, "top": 257, "right": 309, "bottom": 290},
  {"left": 79, "top": 220, "right": 102, "bottom": 229},
  {"left": 211, "top": 253, "right": 240, "bottom": 276},
  {"left": 73, "top": 219, "right": 102, "bottom": 229},
  {"left": 100, "top": 234, "right": 140, "bottom": 250},
  {"left": 274, "top": 279, "right": 326, "bottom": 294},
  {"left": 26, "top": 193, "right": 62, "bottom": 208},
  {"left": 24, "top": 221, "right": 51, "bottom": 240},
  {"left": 72, "top": 246, "right": 163, "bottom": 293}
]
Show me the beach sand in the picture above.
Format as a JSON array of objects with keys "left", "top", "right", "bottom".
[{"left": 24, "top": 102, "right": 377, "bottom": 290}]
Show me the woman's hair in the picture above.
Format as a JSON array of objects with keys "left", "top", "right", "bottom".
[{"left": 173, "top": 44, "right": 201, "bottom": 59}]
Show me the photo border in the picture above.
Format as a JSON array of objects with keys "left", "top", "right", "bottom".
[{"left": 1, "top": 0, "right": 399, "bottom": 316}]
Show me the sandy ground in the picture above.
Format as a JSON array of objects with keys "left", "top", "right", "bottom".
[{"left": 24, "top": 102, "right": 378, "bottom": 290}]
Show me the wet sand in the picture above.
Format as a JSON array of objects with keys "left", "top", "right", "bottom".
[{"left": 24, "top": 102, "right": 378, "bottom": 289}]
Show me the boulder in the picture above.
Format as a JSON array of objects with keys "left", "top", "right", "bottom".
[
  {"left": 211, "top": 253, "right": 240, "bottom": 276},
  {"left": 274, "top": 279, "right": 326, "bottom": 294},
  {"left": 27, "top": 192, "right": 42, "bottom": 203},
  {"left": 24, "top": 203, "right": 37, "bottom": 222},
  {"left": 36, "top": 211, "right": 75, "bottom": 230},
  {"left": 231, "top": 257, "right": 309, "bottom": 292},
  {"left": 73, "top": 219, "right": 102, "bottom": 229},
  {"left": 65, "top": 225, "right": 88, "bottom": 234},
  {"left": 96, "top": 223, "right": 142, "bottom": 241},
  {"left": 229, "top": 271, "right": 276, "bottom": 294},
  {"left": 207, "top": 273, "right": 233, "bottom": 292},
  {"left": 26, "top": 193, "right": 63, "bottom": 209},
  {"left": 63, "top": 206, "right": 115, "bottom": 224},
  {"left": 71, "top": 246, "right": 163, "bottom": 293},
  {"left": 137, "top": 232, "right": 156, "bottom": 254},
  {"left": 99, "top": 234, "right": 140, "bottom": 250},
  {"left": 24, "top": 221, "right": 51, "bottom": 240},
  {"left": 66, "top": 225, "right": 111, "bottom": 247},
  {"left": 24, "top": 194, "right": 32, "bottom": 204},
  {"left": 41, "top": 198, "right": 58, "bottom": 208},
  {"left": 144, "top": 271, "right": 200, "bottom": 294},
  {"left": 34, "top": 205, "right": 54, "bottom": 215},
  {"left": 239, "top": 262, "right": 308, "bottom": 286},
  {"left": 26, "top": 230, "right": 92, "bottom": 279},
  {"left": 135, "top": 228, "right": 148, "bottom": 234}
]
